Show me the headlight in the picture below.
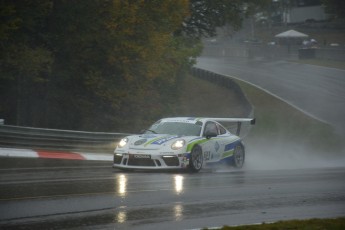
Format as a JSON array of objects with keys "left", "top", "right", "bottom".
[
  {"left": 118, "top": 138, "right": 128, "bottom": 148},
  {"left": 171, "top": 139, "right": 185, "bottom": 150}
]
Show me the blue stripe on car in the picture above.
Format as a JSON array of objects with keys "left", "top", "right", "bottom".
[{"left": 224, "top": 140, "right": 241, "bottom": 152}]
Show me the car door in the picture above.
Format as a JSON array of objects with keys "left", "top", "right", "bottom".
[
  {"left": 215, "top": 123, "right": 233, "bottom": 161},
  {"left": 201, "top": 121, "right": 220, "bottom": 163}
]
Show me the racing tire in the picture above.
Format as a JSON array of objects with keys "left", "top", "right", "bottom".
[
  {"left": 232, "top": 144, "right": 245, "bottom": 169},
  {"left": 189, "top": 145, "right": 203, "bottom": 173}
]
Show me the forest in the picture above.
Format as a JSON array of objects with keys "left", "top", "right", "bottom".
[{"left": 0, "top": 0, "right": 308, "bottom": 132}]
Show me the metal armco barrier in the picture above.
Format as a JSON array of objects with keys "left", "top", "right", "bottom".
[
  {"left": 0, "top": 125, "right": 130, "bottom": 153},
  {"left": 0, "top": 67, "right": 253, "bottom": 153}
]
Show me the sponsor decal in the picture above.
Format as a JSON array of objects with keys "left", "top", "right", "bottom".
[
  {"left": 160, "top": 152, "right": 174, "bottom": 155},
  {"left": 204, "top": 151, "right": 211, "bottom": 161},
  {"left": 151, "top": 135, "right": 179, "bottom": 145},
  {"left": 215, "top": 141, "right": 220, "bottom": 152},
  {"left": 134, "top": 139, "right": 147, "bottom": 146},
  {"left": 163, "top": 119, "right": 198, "bottom": 124},
  {"left": 222, "top": 150, "right": 234, "bottom": 158},
  {"left": 130, "top": 154, "right": 151, "bottom": 159},
  {"left": 141, "top": 134, "right": 156, "bottom": 139},
  {"left": 224, "top": 140, "right": 240, "bottom": 152}
]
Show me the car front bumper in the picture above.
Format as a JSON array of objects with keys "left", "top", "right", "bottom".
[{"left": 113, "top": 152, "right": 190, "bottom": 170}]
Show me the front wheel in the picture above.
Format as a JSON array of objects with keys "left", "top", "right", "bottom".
[
  {"left": 232, "top": 145, "right": 245, "bottom": 168},
  {"left": 189, "top": 145, "right": 203, "bottom": 172}
]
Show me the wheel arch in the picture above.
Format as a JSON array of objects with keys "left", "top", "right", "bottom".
[{"left": 189, "top": 144, "right": 203, "bottom": 172}]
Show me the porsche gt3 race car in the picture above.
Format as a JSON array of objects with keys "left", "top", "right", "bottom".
[{"left": 113, "top": 117, "right": 255, "bottom": 172}]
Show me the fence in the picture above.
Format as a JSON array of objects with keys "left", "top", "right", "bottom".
[
  {"left": 202, "top": 43, "right": 345, "bottom": 61},
  {"left": 315, "top": 48, "right": 345, "bottom": 61}
]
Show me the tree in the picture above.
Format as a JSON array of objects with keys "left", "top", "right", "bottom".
[
  {"left": 0, "top": 0, "right": 53, "bottom": 126},
  {"left": 43, "top": 0, "right": 199, "bottom": 131},
  {"left": 180, "top": 0, "right": 270, "bottom": 38},
  {"left": 322, "top": 0, "right": 345, "bottom": 19},
  {"left": 0, "top": 0, "right": 268, "bottom": 131}
]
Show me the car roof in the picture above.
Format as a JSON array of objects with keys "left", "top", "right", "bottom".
[
  {"left": 161, "top": 117, "right": 212, "bottom": 124},
  {"left": 160, "top": 117, "right": 255, "bottom": 124}
]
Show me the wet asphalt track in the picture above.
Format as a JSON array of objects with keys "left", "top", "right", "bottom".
[
  {"left": 0, "top": 158, "right": 344, "bottom": 230},
  {"left": 1, "top": 58, "right": 345, "bottom": 229},
  {"left": 195, "top": 56, "right": 345, "bottom": 136}
]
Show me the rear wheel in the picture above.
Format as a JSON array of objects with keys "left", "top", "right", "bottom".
[
  {"left": 233, "top": 145, "right": 245, "bottom": 168},
  {"left": 189, "top": 145, "right": 203, "bottom": 172}
]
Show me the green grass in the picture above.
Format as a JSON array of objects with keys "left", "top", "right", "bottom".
[
  {"left": 236, "top": 80, "right": 344, "bottom": 154},
  {"left": 202, "top": 217, "right": 345, "bottom": 230},
  {"left": 177, "top": 74, "right": 248, "bottom": 118},
  {"left": 180, "top": 74, "right": 344, "bottom": 155}
]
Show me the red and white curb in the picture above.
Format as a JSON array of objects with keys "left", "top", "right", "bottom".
[{"left": 0, "top": 147, "right": 113, "bottom": 161}]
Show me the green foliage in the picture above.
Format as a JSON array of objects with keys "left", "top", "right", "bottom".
[
  {"left": 207, "top": 217, "right": 345, "bottom": 230},
  {"left": 0, "top": 0, "right": 198, "bottom": 131},
  {"left": 322, "top": 0, "right": 345, "bottom": 19},
  {"left": 181, "top": 0, "right": 271, "bottom": 38},
  {"left": 0, "top": 0, "right": 266, "bottom": 131},
  {"left": 0, "top": 0, "right": 53, "bottom": 126},
  {"left": 0, "top": 0, "right": 53, "bottom": 81}
]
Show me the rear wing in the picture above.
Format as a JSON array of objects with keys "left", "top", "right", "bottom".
[{"left": 208, "top": 118, "right": 255, "bottom": 136}]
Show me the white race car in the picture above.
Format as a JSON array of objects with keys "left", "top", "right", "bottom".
[{"left": 113, "top": 117, "right": 255, "bottom": 172}]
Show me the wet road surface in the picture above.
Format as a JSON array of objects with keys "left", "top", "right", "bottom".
[
  {"left": 195, "top": 57, "right": 345, "bottom": 135},
  {"left": 0, "top": 158, "right": 344, "bottom": 229}
]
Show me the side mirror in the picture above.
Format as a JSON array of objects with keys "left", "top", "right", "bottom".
[{"left": 205, "top": 130, "right": 217, "bottom": 139}]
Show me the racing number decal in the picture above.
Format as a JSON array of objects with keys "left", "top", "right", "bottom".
[{"left": 204, "top": 151, "right": 211, "bottom": 161}]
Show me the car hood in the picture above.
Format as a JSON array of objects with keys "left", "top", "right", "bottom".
[{"left": 126, "top": 134, "right": 185, "bottom": 150}]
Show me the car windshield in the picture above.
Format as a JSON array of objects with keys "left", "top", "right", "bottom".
[{"left": 146, "top": 122, "right": 201, "bottom": 136}]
